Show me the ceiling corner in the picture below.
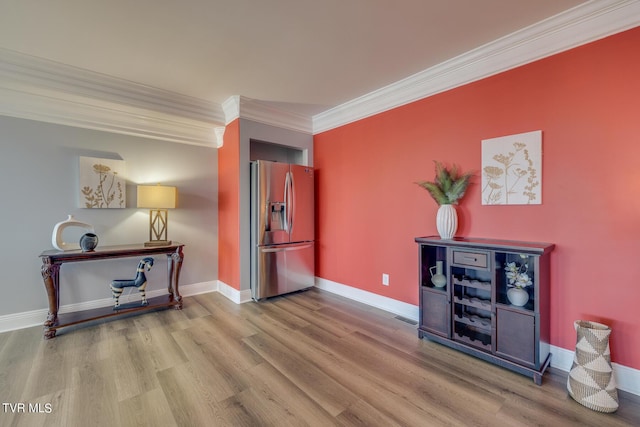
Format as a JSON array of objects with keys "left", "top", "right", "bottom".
[{"left": 224, "top": 95, "right": 313, "bottom": 134}]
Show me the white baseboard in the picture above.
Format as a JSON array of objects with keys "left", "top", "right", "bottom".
[
  {"left": 315, "top": 277, "right": 419, "bottom": 321},
  {"left": 315, "top": 277, "right": 640, "bottom": 396},
  {"left": 0, "top": 280, "right": 253, "bottom": 334},
  {"left": 216, "top": 280, "right": 253, "bottom": 304},
  {"left": 0, "top": 280, "right": 218, "bottom": 334},
  {"left": 549, "top": 345, "right": 640, "bottom": 396}
]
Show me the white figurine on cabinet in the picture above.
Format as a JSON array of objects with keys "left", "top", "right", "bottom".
[{"left": 51, "top": 215, "right": 94, "bottom": 251}]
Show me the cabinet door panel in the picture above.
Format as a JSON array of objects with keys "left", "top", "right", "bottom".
[
  {"left": 496, "top": 308, "right": 535, "bottom": 366},
  {"left": 421, "top": 289, "right": 450, "bottom": 337}
]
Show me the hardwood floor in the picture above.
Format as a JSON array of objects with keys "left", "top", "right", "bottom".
[{"left": 0, "top": 288, "right": 638, "bottom": 426}]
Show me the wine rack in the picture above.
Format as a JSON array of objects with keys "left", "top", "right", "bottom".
[{"left": 416, "top": 236, "right": 554, "bottom": 385}]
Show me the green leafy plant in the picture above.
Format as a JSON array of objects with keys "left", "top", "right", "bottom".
[{"left": 416, "top": 161, "right": 473, "bottom": 205}]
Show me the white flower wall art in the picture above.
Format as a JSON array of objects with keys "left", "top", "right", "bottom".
[
  {"left": 79, "top": 156, "right": 126, "bottom": 208},
  {"left": 481, "top": 130, "right": 542, "bottom": 205}
]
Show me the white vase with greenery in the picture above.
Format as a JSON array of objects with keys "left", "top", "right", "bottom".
[
  {"left": 436, "top": 204, "right": 458, "bottom": 239},
  {"left": 416, "top": 161, "right": 473, "bottom": 239}
]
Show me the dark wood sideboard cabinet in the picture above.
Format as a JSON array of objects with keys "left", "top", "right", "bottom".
[{"left": 415, "top": 236, "right": 555, "bottom": 385}]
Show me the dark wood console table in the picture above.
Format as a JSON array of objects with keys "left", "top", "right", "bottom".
[{"left": 39, "top": 242, "right": 184, "bottom": 339}]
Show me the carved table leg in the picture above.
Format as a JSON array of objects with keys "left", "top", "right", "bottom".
[
  {"left": 41, "top": 257, "right": 60, "bottom": 339},
  {"left": 171, "top": 247, "right": 184, "bottom": 309}
]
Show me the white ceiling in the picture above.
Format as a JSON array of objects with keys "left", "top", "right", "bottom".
[{"left": 0, "top": 0, "right": 589, "bottom": 119}]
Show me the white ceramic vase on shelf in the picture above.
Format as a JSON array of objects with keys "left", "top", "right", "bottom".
[
  {"left": 429, "top": 260, "right": 447, "bottom": 288},
  {"left": 436, "top": 204, "right": 457, "bottom": 239},
  {"left": 507, "top": 287, "right": 529, "bottom": 306}
]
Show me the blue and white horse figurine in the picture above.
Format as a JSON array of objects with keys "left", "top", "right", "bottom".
[{"left": 110, "top": 257, "right": 154, "bottom": 309}]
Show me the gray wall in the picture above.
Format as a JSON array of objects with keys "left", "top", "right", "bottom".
[{"left": 0, "top": 115, "right": 218, "bottom": 316}]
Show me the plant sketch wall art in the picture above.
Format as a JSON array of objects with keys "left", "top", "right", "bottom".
[
  {"left": 481, "top": 130, "right": 542, "bottom": 205},
  {"left": 79, "top": 156, "right": 126, "bottom": 208}
]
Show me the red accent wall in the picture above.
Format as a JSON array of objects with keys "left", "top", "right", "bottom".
[
  {"left": 314, "top": 28, "right": 640, "bottom": 369},
  {"left": 217, "top": 119, "right": 241, "bottom": 290}
]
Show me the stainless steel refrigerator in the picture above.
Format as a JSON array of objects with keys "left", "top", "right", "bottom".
[{"left": 250, "top": 160, "right": 315, "bottom": 300}]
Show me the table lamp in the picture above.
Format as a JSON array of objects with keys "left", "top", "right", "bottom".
[{"left": 137, "top": 184, "right": 177, "bottom": 247}]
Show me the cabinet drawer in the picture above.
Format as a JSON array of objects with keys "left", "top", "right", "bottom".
[{"left": 452, "top": 250, "right": 489, "bottom": 268}]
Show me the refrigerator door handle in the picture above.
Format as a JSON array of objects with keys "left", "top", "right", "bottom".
[
  {"left": 289, "top": 172, "right": 296, "bottom": 233},
  {"left": 283, "top": 172, "right": 289, "bottom": 233},
  {"left": 284, "top": 171, "right": 293, "bottom": 235},
  {"left": 261, "top": 243, "right": 313, "bottom": 253}
]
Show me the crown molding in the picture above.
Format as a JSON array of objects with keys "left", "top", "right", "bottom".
[
  {"left": 222, "top": 95, "right": 312, "bottom": 134},
  {"left": 2, "top": 0, "right": 637, "bottom": 140},
  {"left": 221, "top": 95, "right": 241, "bottom": 124},
  {"left": 214, "top": 126, "right": 226, "bottom": 148},
  {"left": 312, "top": 0, "right": 640, "bottom": 134},
  {"left": 0, "top": 48, "right": 225, "bottom": 147}
]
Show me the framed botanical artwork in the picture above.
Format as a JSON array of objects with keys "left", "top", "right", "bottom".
[
  {"left": 79, "top": 156, "right": 126, "bottom": 208},
  {"left": 481, "top": 130, "right": 542, "bottom": 205}
]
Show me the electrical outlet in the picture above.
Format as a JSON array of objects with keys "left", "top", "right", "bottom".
[{"left": 382, "top": 273, "right": 389, "bottom": 286}]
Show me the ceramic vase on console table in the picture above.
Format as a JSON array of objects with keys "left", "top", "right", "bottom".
[
  {"left": 79, "top": 233, "right": 99, "bottom": 252},
  {"left": 436, "top": 204, "right": 458, "bottom": 240},
  {"left": 51, "top": 215, "right": 95, "bottom": 251},
  {"left": 415, "top": 161, "right": 472, "bottom": 240}
]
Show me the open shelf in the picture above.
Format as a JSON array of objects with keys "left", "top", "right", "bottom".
[
  {"left": 454, "top": 312, "right": 491, "bottom": 331},
  {"left": 454, "top": 323, "right": 492, "bottom": 351},
  {"left": 452, "top": 276, "right": 491, "bottom": 292},
  {"left": 420, "top": 244, "right": 448, "bottom": 290},
  {"left": 454, "top": 295, "right": 491, "bottom": 310},
  {"left": 53, "top": 295, "right": 179, "bottom": 332}
]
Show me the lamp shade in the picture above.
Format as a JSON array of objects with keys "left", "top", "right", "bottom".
[{"left": 137, "top": 185, "right": 177, "bottom": 209}]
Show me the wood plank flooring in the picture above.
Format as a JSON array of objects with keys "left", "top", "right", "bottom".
[{"left": 0, "top": 288, "right": 638, "bottom": 426}]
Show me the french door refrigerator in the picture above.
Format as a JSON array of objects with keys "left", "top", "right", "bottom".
[{"left": 250, "top": 160, "right": 315, "bottom": 300}]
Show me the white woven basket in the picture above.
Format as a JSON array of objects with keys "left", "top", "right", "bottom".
[{"left": 567, "top": 320, "right": 618, "bottom": 413}]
